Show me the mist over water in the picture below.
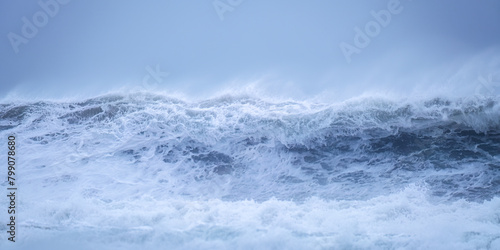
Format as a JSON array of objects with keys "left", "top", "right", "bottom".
[
  {"left": 1, "top": 1, "right": 499, "bottom": 101},
  {"left": 2, "top": 45, "right": 499, "bottom": 104}
]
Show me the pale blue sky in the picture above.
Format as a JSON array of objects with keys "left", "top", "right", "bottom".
[{"left": 1, "top": 0, "right": 499, "bottom": 100}]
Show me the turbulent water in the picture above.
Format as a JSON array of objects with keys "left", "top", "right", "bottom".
[{"left": 1, "top": 93, "right": 500, "bottom": 249}]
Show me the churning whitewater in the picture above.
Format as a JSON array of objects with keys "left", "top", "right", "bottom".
[{"left": 1, "top": 93, "right": 500, "bottom": 249}]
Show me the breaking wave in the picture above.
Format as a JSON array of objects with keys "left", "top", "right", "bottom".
[{"left": 1, "top": 93, "right": 500, "bottom": 249}]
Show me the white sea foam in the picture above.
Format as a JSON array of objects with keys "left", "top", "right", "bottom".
[
  {"left": 1, "top": 93, "right": 499, "bottom": 249},
  {"left": 2, "top": 186, "right": 500, "bottom": 250}
]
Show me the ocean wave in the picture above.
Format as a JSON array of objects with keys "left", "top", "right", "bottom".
[
  {"left": 1, "top": 93, "right": 500, "bottom": 249},
  {"left": 1, "top": 93, "right": 499, "bottom": 132},
  {"left": 1, "top": 93, "right": 499, "bottom": 201}
]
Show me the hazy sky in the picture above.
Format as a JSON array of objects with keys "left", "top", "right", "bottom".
[{"left": 1, "top": 0, "right": 499, "bottom": 100}]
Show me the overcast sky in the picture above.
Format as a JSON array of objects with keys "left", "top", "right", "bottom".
[{"left": 1, "top": 0, "right": 499, "bottom": 100}]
